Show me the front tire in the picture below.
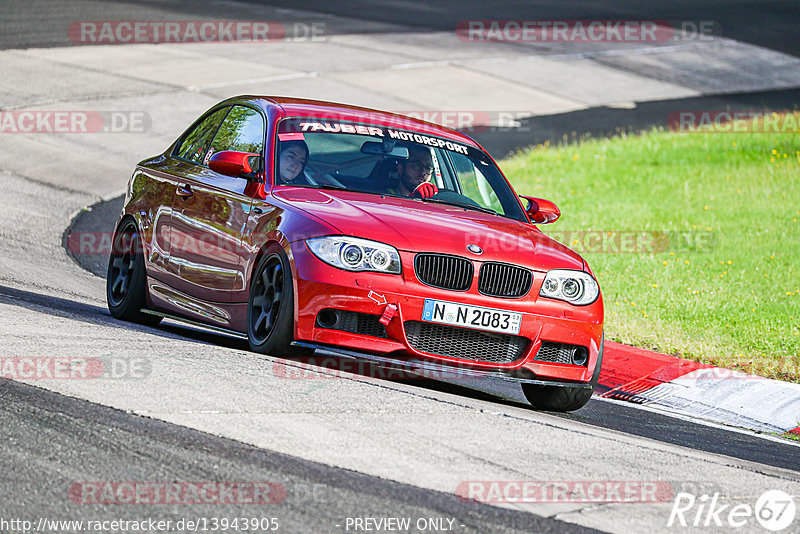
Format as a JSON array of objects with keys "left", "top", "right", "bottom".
[
  {"left": 522, "top": 384, "right": 594, "bottom": 412},
  {"left": 247, "top": 248, "right": 296, "bottom": 355},
  {"left": 106, "top": 219, "right": 162, "bottom": 326},
  {"left": 522, "top": 336, "right": 604, "bottom": 412}
]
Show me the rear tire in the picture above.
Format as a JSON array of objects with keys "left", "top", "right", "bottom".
[
  {"left": 247, "top": 248, "right": 296, "bottom": 356},
  {"left": 106, "top": 219, "right": 162, "bottom": 326},
  {"left": 522, "top": 336, "right": 604, "bottom": 412}
]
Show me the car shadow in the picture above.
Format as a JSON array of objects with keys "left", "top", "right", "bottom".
[
  {"left": 0, "top": 283, "right": 535, "bottom": 410},
  {"left": 0, "top": 284, "right": 239, "bottom": 347}
]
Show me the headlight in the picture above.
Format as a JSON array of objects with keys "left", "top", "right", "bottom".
[
  {"left": 306, "top": 236, "right": 402, "bottom": 274},
  {"left": 539, "top": 269, "right": 599, "bottom": 305}
]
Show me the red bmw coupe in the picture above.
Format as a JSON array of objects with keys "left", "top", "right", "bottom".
[{"left": 107, "top": 96, "right": 603, "bottom": 411}]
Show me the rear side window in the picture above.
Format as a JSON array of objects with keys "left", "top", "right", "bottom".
[{"left": 175, "top": 107, "right": 229, "bottom": 164}]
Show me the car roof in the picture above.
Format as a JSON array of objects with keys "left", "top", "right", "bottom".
[{"left": 233, "top": 95, "right": 482, "bottom": 149}]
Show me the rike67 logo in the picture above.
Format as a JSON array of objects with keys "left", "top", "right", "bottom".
[{"left": 668, "top": 490, "right": 796, "bottom": 531}]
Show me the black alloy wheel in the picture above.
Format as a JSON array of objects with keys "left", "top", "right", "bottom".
[{"left": 247, "top": 250, "right": 296, "bottom": 355}]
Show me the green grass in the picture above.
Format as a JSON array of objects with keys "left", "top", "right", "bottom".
[{"left": 501, "top": 116, "right": 800, "bottom": 381}]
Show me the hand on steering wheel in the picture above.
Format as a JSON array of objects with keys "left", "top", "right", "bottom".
[{"left": 412, "top": 182, "right": 438, "bottom": 199}]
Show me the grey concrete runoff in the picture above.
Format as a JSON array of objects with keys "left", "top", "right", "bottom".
[{"left": 2, "top": 1, "right": 800, "bottom": 532}]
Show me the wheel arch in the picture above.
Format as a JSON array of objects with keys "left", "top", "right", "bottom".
[
  {"left": 113, "top": 213, "right": 148, "bottom": 266},
  {"left": 114, "top": 213, "right": 140, "bottom": 233}
]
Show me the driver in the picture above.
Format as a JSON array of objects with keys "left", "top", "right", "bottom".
[{"left": 388, "top": 144, "right": 439, "bottom": 198}]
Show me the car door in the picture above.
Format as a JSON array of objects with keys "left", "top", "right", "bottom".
[
  {"left": 169, "top": 105, "right": 266, "bottom": 303},
  {"left": 158, "top": 106, "right": 229, "bottom": 287}
]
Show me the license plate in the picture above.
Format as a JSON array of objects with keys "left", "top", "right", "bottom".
[{"left": 421, "top": 299, "right": 522, "bottom": 335}]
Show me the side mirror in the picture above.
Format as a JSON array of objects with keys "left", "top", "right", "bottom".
[
  {"left": 520, "top": 195, "right": 560, "bottom": 224},
  {"left": 209, "top": 151, "right": 260, "bottom": 178}
]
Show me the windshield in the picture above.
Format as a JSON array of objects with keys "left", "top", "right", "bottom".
[{"left": 274, "top": 119, "right": 527, "bottom": 222}]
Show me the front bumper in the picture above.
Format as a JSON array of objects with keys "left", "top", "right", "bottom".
[{"left": 290, "top": 242, "right": 604, "bottom": 384}]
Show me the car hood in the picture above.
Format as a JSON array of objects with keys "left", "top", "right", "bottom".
[{"left": 274, "top": 188, "right": 584, "bottom": 272}]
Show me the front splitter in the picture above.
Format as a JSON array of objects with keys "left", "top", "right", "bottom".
[{"left": 291, "top": 341, "right": 591, "bottom": 389}]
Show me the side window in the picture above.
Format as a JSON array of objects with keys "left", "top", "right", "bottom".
[
  {"left": 175, "top": 107, "right": 229, "bottom": 164},
  {"left": 208, "top": 106, "right": 265, "bottom": 170}
]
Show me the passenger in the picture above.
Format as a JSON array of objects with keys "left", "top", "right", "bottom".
[
  {"left": 387, "top": 145, "right": 439, "bottom": 198},
  {"left": 277, "top": 140, "right": 309, "bottom": 184}
]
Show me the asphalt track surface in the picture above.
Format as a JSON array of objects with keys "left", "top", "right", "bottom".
[
  {"left": 2, "top": 1, "right": 800, "bottom": 532},
  {"left": 0, "top": 377, "right": 588, "bottom": 534}
]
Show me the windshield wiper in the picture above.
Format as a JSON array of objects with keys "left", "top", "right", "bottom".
[{"left": 421, "top": 198, "right": 498, "bottom": 216}]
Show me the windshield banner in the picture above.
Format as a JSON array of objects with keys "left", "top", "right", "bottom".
[{"left": 278, "top": 118, "right": 473, "bottom": 156}]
